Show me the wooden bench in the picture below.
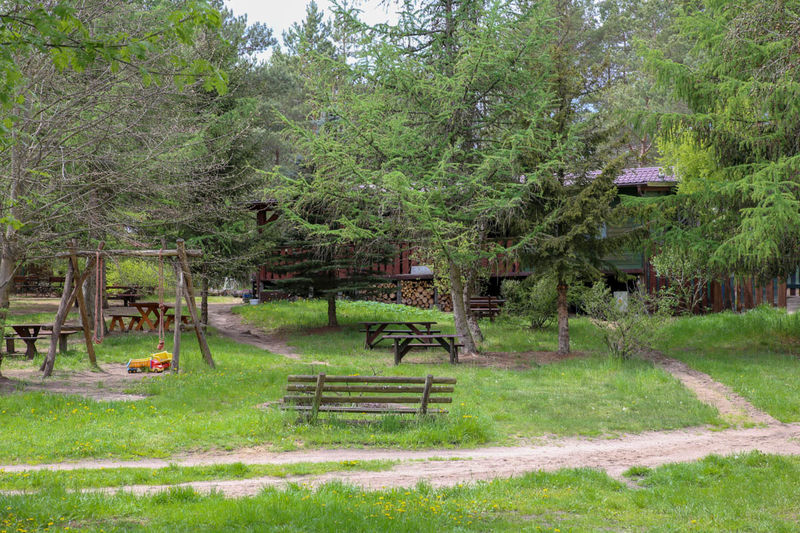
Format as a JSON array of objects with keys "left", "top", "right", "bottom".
[
  {"left": 164, "top": 312, "right": 191, "bottom": 331},
  {"left": 281, "top": 374, "right": 457, "bottom": 417},
  {"left": 469, "top": 296, "right": 505, "bottom": 320},
  {"left": 106, "top": 310, "right": 142, "bottom": 332},
  {"left": 383, "top": 334, "right": 463, "bottom": 364}
]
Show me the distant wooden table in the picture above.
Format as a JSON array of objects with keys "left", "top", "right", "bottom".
[
  {"left": 359, "top": 321, "right": 438, "bottom": 349},
  {"left": 129, "top": 302, "right": 182, "bottom": 332},
  {"left": 5, "top": 323, "right": 81, "bottom": 359},
  {"left": 383, "top": 333, "right": 462, "bottom": 365}
]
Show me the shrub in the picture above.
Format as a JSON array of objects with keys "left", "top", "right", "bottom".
[
  {"left": 651, "top": 246, "right": 714, "bottom": 314},
  {"left": 501, "top": 276, "right": 557, "bottom": 329},
  {"left": 582, "top": 282, "right": 674, "bottom": 359}
]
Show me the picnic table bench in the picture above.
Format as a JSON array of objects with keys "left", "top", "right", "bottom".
[
  {"left": 106, "top": 308, "right": 142, "bottom": 332},
  {"left": 4, "top": 323, "right": 82, "bottom": 359},
  {"left": 383, "top": 333, "right": 462, "bottom": 365},
  {"left": 281, "top": 373, "right": 457, "bottom": 417},
  {"left": 359, "top": 321, "right": 439, "bottom": 349}
]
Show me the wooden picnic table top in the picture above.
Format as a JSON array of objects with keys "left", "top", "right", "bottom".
[
  {"left": 359, "top": 321, "right": 437, "bottom": 326},
  {"left": 6, "top": 323, "right": 82, "bottom": 334}
]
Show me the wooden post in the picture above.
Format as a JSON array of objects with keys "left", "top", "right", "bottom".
[
  {"left": 69, "top": 241, "right": 103, "bottom": 370},
  {"left": 43, "top": 243, "right": 103, "bottom": 376},
  {"left": 42, "top": 260, "right": 74, "bottom": 375},
  {"left": 176, "top": 239, "right": 215, "bottom": 368},
  {"left": 172, "top": 266, "right": 183, "bottom": 373},
  {"left": 201, "top": 271, "right": 208, "bottom": 326},
  {"left": 311, "top": 373, "right": 326, "bottom": 419},
  {"left": 419, "top": 374, "right": 433, "bottom": 415}
]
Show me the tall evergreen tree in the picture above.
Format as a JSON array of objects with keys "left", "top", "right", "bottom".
[{"left": 645, "top": 0, "right": 800, "bottom": 278}]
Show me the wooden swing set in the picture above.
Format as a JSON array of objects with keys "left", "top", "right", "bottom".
[{"left": 42, "top": 238, "right": 215, "bottom": 377}]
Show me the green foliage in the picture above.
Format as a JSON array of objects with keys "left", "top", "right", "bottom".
[
  {"left": 0, "top": 0, "right": 227, "bottom": 132},
  {"left": 650, "top": 245, "right": 714, "bottom": 314},
  {"left": 645, "top": 0, "right": 800, "bottom": 276},
  {"left": 500, "top": 276, "right": 557, "bottom": 329},
  {"left": 582, "top": 282, "right": 674, "bottom": 359},
  {"left": 104, "top": 259, "right": 169, "bottom": 293}
]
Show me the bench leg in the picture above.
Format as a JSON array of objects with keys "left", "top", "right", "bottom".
[
  {"left": 393, "top": 339, "right": 401, "bottom": 365},
  {"left": 6, "top": 338, "right": 15, "bottom": 354},
  {"left": 59, "top": 334, "right": 68, "bottom": 354}
]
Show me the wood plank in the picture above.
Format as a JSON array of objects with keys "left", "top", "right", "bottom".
[
  {"left": 286, "top": 384, "right": 455, "bottom": 393},
  {"left": 284, "top": 395, "right": 452, "bottom": 404},
  {"left": 281, "top": 405, "right": 448, "bottom": 414},
  {"left": 56, "top": 249, "right": 203, "bottom": 258},
  {"left": 287, "top": 375, "right": 457, "bottom": 384}
]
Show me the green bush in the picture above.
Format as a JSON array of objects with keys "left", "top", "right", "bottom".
[
  {"left": 501, "top": 276, "right": 557, "bottom": 329},
  {"left": 581, "top": 282, "right": 674, "bottom": 359},
  {"left": 105, "top": 258, "right": 174, "bottom": 292}
]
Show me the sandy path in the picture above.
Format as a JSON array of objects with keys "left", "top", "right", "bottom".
[
  {"left": 3, "top": 423, "right": 799, "bottom": 497},
  {"left": 206, "top": 303, "right": 299, "bottom": 359},
  {"left": 642, "top": 350, "right": 779, "bottom": 426}
]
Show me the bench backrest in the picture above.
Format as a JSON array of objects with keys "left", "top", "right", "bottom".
[{"left": 284, "top": 374, "right": 456, "bottom": 415}]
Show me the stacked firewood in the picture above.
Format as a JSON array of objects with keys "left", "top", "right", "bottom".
[
  {"left": 438, "top": 292, "right": 453, "bottom": 312},
  {"left": 401, "top": 280, "right": 435, "bottom": 308},
  {"left": 363, "top": 283, "right": 396, "bottom": 303}
]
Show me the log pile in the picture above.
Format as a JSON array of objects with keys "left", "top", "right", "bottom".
[
  {"left": 438, "top": 292, "right": 453, "bottom": 312},
  {"left": 401, "top": 280, "right": 435, "bottom": 309},
  {"left": 363, "top": 283, "right": 397, "bottom": 304}
]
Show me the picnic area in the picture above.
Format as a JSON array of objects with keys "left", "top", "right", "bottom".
[{"left": 4, "top": 0, "right": 800, "bottom": 531}]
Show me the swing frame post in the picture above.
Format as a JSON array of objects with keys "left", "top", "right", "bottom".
[
  {"left": 172, "top": 266, "right": 183, "bottom": 373},
  {"left": 69, "top": 241, "right": 101, "bottom": 370},
  {"left": 43, "top": 240, "right": 105, "bottom": 377},
  {"left": 176, "top": 239, "right": 215, "bottom": 368}
]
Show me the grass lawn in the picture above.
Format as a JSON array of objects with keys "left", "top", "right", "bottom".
[
  {"left": 0, "top": 299, "right": 720, "bottom": 463},
  {"left": 1, "top": 452, "right": 797, "bottom": 532},
  {"left": 657, "top": 306, "right": 800, "bottom": 423}
]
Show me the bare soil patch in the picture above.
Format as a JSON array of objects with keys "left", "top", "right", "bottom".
[
  {"left": 0, "top": 363, "right": 157, "bottom": 401},
  {"left": 459, "top": 350, "right": 588, "bottom": 370},
  {"left": 7, "top": 298, "right": 62, "bottom": 315},
  {"left": 206, "top": 303, "right": 299, "bottom": 359}
]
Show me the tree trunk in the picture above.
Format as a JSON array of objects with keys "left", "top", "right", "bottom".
[
  {"left": 462, "top": 272, "right": 483, "bottom": 342},
  {"left": 327, "top": 293, "right": 338, "bottom": 327},
  {"left": 449, "top": 262, "right": 477, "bottom": 354},
  {"left": 557, "top": 281, "right": 570, "bottom": 355}
]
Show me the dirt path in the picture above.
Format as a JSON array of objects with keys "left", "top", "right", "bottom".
[
  {"left": 206, "top": 303, "right": 299, "bottom": 359},
  {"left": 3, "top": 423, "right": 799, "bottom": 497},
  {"left": 642, "top": 350, "right": 779, "bottom": 426}
]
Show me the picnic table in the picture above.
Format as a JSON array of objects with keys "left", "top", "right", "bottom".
[
  {"left": 4, "top": 323, "right": 81, "bottom": 359},
  {"left": 130, "top": 302, "right": 173, "bottom": 331},
  {"left": 107, "top": 285, "right": 143, "bottom": 306},
  {"left": 383, "top": 333, "right": 462, "bottom": 365},
  {"left": 359, "top": 321, "right": 438, "bottom": 349}
]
